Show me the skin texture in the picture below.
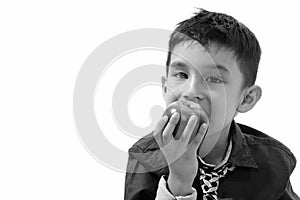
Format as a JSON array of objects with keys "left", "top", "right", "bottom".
[{"left": 153, "top": 41, "right": 262, "bottom": 196}]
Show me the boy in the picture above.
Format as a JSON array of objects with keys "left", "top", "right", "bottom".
[{"left": 124, "top": 9, "right": 299, "bottom": 199}]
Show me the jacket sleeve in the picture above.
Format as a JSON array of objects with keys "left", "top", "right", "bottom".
[
  {"left": 279, "top": 179, "right": 300, "bottom": 200},
  {"left": 155, "top": 175, "right": 197, "bottom": 200},
  {"left": 124, "top": 148, "right": 159, "bottom": 200},
  {"left": 279, "top": 150, "right": 299, "bottom": 200}
]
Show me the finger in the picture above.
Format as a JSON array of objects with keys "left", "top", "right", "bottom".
[
  {"left": 181, "top": 115, "right": 198, "bottom": 144},
  {"left": 190, "top": 123, "right": 208, "bottom": 150},
  {"left": 153, "top": 115, "right": 168, "bottom": 147},
  {"left": 199, "top": 110, "right": 209, "bottom": 125},
  {"left": 162, "top": 112, "right": 179, "bottom": 144}
]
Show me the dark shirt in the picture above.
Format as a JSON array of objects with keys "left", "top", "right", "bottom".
[{"left": 124, "top": 121, "right": 299, "bottom": 200}]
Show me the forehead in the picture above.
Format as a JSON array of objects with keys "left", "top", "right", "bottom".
[{"left": 169, "top": 42, "right": 240, "bottom": 75}]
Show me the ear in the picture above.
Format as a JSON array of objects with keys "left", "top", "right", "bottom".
[
  {"left": 237, "top": 85, "right": 262, "bottom": 113},
  {"left": 161, "top": 76, "right": 167, "bottom": 101}
]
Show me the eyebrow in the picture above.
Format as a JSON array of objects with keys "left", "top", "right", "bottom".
[{"left": 170, "top": 61, "right": 230, "bottom": 74}]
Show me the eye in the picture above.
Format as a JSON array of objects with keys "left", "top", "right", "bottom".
[
  {"left": 206, "top": 76, "right": 224, "bottom": 83},
  {"left": 173, "top": 72, "right": 188, "bottom": 79}
]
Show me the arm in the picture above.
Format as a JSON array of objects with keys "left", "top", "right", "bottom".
[
  {"left": 124, "top": 151, "right": 158, "bottom": 200},
  {"left": 153, "top": 113, "right": 208, "bottom": 196},
  {"left": 278, "top": 147, "right": 300, "bottom": 200},
  {"left": 125, "top": 111, "right": 207, "bottom": 199},
  {"left": 124, "top": 150, "right": 197, "bottom": 200}
]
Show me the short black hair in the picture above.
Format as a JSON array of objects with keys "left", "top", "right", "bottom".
[{"left": 166, "top": 8, "right": 261, "bottom": 88}]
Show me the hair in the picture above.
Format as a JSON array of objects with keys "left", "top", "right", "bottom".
[{"left": 166, "top": 8, "right": 261, "bottom": 88}]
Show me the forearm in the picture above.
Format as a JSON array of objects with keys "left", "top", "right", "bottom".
[{"left": 167, "top": 173, "right": 194, "bottom": 196}]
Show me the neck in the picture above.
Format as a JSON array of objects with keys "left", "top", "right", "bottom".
[{"left": 201, "top": 123, "right": 231, "bottom": 165}]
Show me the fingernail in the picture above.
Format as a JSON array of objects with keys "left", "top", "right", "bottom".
[
  {"left": 173, "top": 112, "right": 179, "bottom": 117},
  {"left": 163, "top": 116, "right": 168, "bottom": 121}
]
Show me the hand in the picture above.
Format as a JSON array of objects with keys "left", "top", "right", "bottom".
[{"left": 154, "top": 112, "right": 208, "bottom": 196}]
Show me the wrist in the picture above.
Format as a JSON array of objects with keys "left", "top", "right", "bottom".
[{"left": 167, "top": 173, "right": 194, "bottom": 196}]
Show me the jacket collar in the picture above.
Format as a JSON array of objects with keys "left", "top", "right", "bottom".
[{"left": 228, "top": 120, "right": 258, "bottom": 168}]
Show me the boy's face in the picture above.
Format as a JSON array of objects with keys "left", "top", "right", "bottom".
[{"left": 161, "top": 42, "right": 245, "bottom": 156}]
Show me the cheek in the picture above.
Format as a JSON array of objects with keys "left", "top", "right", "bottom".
[
  {"left": 164, "top": 87, "right": 179, "bottom": 105},
  {"left": 164, "top": 82, "right": 183, "bottom": 105},
  {"left": 210, "top": 96, "right": 227, "bottom": 128},
  {"left": 208, "top": 88, "right": 237, "bottom": 129}
]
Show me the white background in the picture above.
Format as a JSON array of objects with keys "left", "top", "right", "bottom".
[{"left": 1, "top": 0, "right": 300, "bottom": 199}]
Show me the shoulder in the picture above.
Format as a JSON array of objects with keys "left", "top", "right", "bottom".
[
  {"left": 238, "top": 123, "right": 297, "bottom": 173},
  {"left": 128, "top": 131, "right": 158, "bottom": 153},
  {"left": 127, "top": 131, "right": 168, "bottom": 174}
]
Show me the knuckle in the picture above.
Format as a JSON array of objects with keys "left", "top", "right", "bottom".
[
  {"left": 193, "top": 137, "right": 200, "bottom": 144},
  {"left": 162, "top": 132, "right": 170, "bottom": 142},
  {"left": 169, "top": 118, "right": 178, "bottom": 125},
  {"left": 169, "top": 120, "right": 177, "bottom": 126}
]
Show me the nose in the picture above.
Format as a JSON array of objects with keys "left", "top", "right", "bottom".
[{"left": 181, "top": 76, "right": 206, "bottom": 103}]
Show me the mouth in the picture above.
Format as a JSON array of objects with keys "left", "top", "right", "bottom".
[{"left": 177, "top": 98, "right": 210, "bottom": 125}]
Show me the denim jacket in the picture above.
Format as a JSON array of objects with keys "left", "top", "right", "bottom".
[{"left": 124, "top": 121, "right": 299, "bottom": 200}]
